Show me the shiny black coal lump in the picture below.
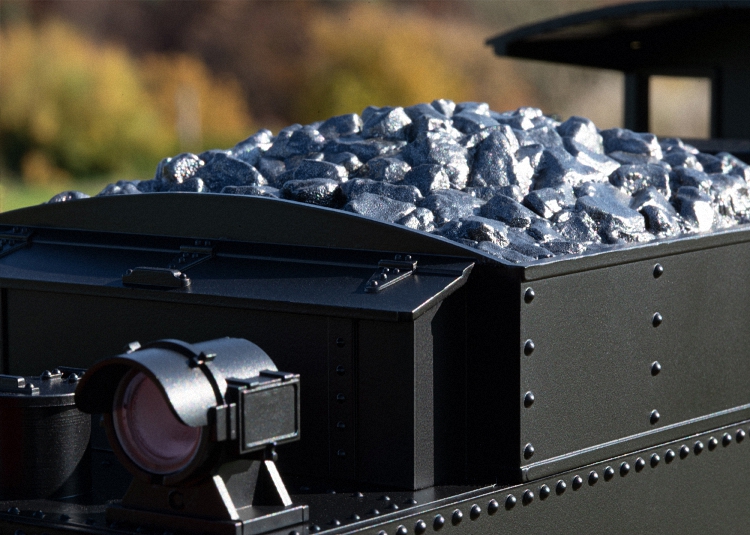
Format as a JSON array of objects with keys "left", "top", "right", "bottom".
[{"left": 52, "top": 100, "right": 750, "bottom": 264}]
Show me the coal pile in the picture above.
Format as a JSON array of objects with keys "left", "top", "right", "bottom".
[{"left": 50, "top": 101, "right": 750, "bottom": 263}]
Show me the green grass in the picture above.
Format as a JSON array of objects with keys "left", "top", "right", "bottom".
[{"left": 0, "top": 179, "right": 112, "bottom": 213}]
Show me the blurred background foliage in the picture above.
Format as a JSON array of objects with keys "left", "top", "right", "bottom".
[{"left": 2, "top": 0, "right": 710, "bottom": 211}]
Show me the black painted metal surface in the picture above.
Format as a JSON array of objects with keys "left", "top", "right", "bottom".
[
  {"left": 487, "top": 0, "right": 750, "bottom": 148},
  {"left": 0, "top": 192, "right": 749, "bottom": 532}
]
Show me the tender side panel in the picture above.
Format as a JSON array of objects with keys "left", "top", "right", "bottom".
[{"left": 520, "top": 240, "right": 750, "bottom": 479}]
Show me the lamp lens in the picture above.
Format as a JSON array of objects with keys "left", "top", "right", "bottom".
[{"left": 113, "top": 371, "right": 201, "bottom": 475}]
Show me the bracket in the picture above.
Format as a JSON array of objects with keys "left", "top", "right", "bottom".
[{"left": 365, "top": 254, "right": 418, "bottom": 293}]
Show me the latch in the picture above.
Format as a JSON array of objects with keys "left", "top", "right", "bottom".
[
  {"left": 365, "top": 254, "right": 418, "bottom": 293},
  {"left": 0, "top": 227, "right": 32, "bottom": 259},
  {"left": 123, "top": 240, "right": 214, "bottom": 289}
]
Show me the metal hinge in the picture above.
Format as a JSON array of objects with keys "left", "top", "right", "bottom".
[
  {"left": 122, "top": 241, "right": 214, "bottom": 289},
  {"left": 0, "top": 227, "right": 32, "bottom": 259},
  {"left": 365, "top": 254, "right": 417, "bottom": 293}
]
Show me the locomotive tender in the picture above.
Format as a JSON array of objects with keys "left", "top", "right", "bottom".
[{"left": 2, "top": 2, "right": 750, "bottom": 534}]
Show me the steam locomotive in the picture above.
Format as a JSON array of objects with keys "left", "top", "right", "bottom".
[{"left": 2, "top": 2, "right": 750, "bottom": 534}]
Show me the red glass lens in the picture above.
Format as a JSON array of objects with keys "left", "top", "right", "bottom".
[{"left": 113, "top": 371, "right": 201, "bottom": 475}]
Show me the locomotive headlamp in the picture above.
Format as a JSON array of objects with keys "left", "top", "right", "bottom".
[{"left": 75, "top": 337, "right": 307, "bottom": 535}]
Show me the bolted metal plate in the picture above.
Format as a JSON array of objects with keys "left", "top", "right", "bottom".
[{"left": 519, "top": 239, "right": 750, "bottom": 479}]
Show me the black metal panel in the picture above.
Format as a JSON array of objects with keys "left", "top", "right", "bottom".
[
  {"left": 357, "top": 319, "right": 424, "bottom": 489},
  {"left": 430, "top": 287, "right": 468, "bottom": 485},
  {"left": 464, "top": 266, "right": 522, "bottom": 485},
  {"left": 327, "top": 318, "right": 356, "bottom": 481},
  {"left": 0, "top": 232, "right": 474, "bottom": 322},
  {"left": 0, "top": 195, "right": 478, "bottom": 261},
  {"left": 519, "top": 240, "right": 750, "bottom": 479}
]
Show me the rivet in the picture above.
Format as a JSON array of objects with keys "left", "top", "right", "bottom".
[
  {"left": 371, "top": 280, "right": 379, "bottom": 287},
  {"left": 604, "top": 466, "right": 615, "bottom": 480},
  {"left": 679, "top": 445, "right": 690, "bottom": 459},
  {"left": 524, "top": 443, "right": 535, "bottom": 459},
  {"left": 651, "top": 361, "right": 661, "bottom": 376},
  {"left": 505, "top": 495, "right": 517, "bottom": 510},
  {"left": 650, "top": 410, "right": 660, "bottom": 425},
  {"left": 723, "top": 433, "right": 732, "bottom": 447},
  {"left": 376, "top": 532, "right": 385, "bottom": 535},
  {"left": 336, "top": 393, "right": 346, "bottom": 403},
  {"left": 380, "top": 273, "right": 388, "bottom": 281},
  {"left": 336, "top": 365, "right": 345, "bottom": 375},
  {"left": 738, "top": 429, "right": 746, "bottom": 443},
  {"left": 650, "top": 453, "right": 661, "bottom": 467},
  {"left": 388, "top": 503, "right": 399, "bottom": 511},
  {"left": 414, "top": 520, "right": 427, "bottom": 534},
  {"left": 329, "top": 519, "right": 341, "bottom": 527},
  {"left": 539, "top": 485, "right": 551, "bottom": 500},
  {"left": 620, "top": 462, "right": 630, "bottom": 476},
  {"left": 653, "top": 263, "right": 664, "bottom": 278},
  {"left": 522, "top": 490, "right": 534, "bottom": 505},
  {"left": 451, "top": 509, "right": 463, "bottom": 525},
  {"left": 708, "top": 437, "right": 718, "bottom": 450},
  {"left": 572, "top": 475, "right": 583, "bottom": 490},
  {"left": 405, "top": 255, "right": 412, "bottom": 261},
  {"left": 8, "top": 507, "right": 20, "bottom": 515},
  {"left": 32, "top": 510, "right": 44, "bottom": 519},
  {"left": 524, "top": 339, "right": 535, "bottom": 356},
  {"left": 588, "top": 471, "right": 599, "bottom": 485},
  {"left": 433, "top": 514, "right": 445, "bottom": 530},
  {"left": 350, "top": 514, "right": 360, "bottom": 521},
  {"left": 652, "top": 312, "right": 663, "bottom": 327},
  {"left": 41, "top": 370, "right": 52, "bottom": 380},
  {"left": 396, "top": 525, "right": 407, "bottom": 535},
  {"left": 694, "top": 441, "right": 704, "bottom": 454},
  {"left": 524, "top": 288, "right": 535, "bottom": 303},
  {"left": 470, "top": 504, "right": 481, "bottom": 520},
  {"left": 665, "top": 449, "right": 676, "bottom": 463},
  {"left": 404, "top": 498, "right": 418, "bottom": 505},
  {"left": 336, "top": 338, "right": 345, "bottom": 348},
  {"left": 379, "top": 495, "right": 391, "bottom": 502},
  {"left": 59, "top": 514, "right": 71, "bottom": 522},
  {"left": 370, "top": 509, "right": 380, "bottom": 515},
  {"left": 395, "top": 254, "right": 402, "bottom": 260},
  {"left": 352, "top": 491, "right": 364, "bottom": 498},
  {"left": 524, "top": 392, "right": 535, "bottom": 408},
  {"left": 556, "top": 480, "right": 567, "bottom": 495},
  {"left": 337, "top": 449, "right": 346, "bottom": 458},
  {"left": 487, "top": 499, "right": 499, "bottom": 515},
  {"left": 337, "top": 421, "right": 346, "bottom": 430}
]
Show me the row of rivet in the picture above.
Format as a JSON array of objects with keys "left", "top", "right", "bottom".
[
  {"left": 522, "top": 287, "right": 536, "bottom": 459},
  {"left": 371, "top": 425, "right": 747, "bottom": 535},
  {"left": 650, "top": 263, "right": 664, "bottom": 426}
]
